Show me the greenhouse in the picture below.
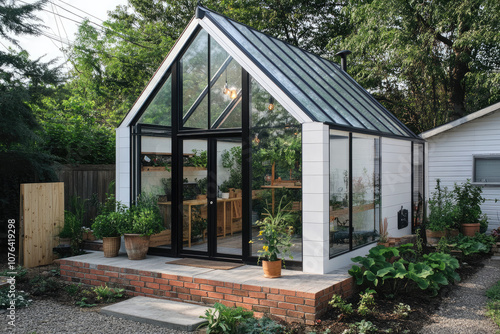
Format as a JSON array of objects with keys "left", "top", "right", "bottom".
[{"left": 116, "top": 6, "right": 425, "bottom": 274}]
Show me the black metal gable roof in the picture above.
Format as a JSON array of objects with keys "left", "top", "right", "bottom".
[{"left": 199, "top": 6, "right": 418, "bottom": 139}]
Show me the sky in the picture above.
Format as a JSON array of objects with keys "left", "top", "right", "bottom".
[{"left": 3, "top": 0, "right": 128, "bottom": 71}]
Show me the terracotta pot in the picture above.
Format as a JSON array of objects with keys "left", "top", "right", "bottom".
[
  {"left": 124, "top": 234, "right": 150, "bottom": 260},
  {"left": 196, "top": 194, "right": 207, "bottom": 200},
  {"left": 426, "top": 229, "right": 446, "bottom": 244},
  {"left": 87, "top": 231, "right": 96, "bottom": 241},
  {"left": 262, "top": 259, "right": 282, "bottom": 278},
  {"left": 461, "top": 223, "right": 480, "bottom": 237},
  {"left": 446, "top": 228, "right": 459, "bottom": 238},
  {"left": 102, "top": 236, "right": 121, "bottom": 258}
]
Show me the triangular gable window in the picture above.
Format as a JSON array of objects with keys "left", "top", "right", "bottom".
[
  {"left": 138, "top": 75, "right": 172, "bottom": 126},
  {"left": 181, "top": 29, "right": 242, "bottom": 129}
]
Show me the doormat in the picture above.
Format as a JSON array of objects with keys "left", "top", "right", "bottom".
[{"left": 166, "top": 258, "right": 244, "bottom": 270}]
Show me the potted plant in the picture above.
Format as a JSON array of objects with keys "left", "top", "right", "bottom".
[
  {"left": 253, "top": 199, "right": 295, "bottom": 278},
  {"left": 219, "top": 183, "right": 230, "bottom": 199},
  {"left": 196, "top": 177, "right": 208, "bottom": 200},
  {"left": 426, "top": 179, "right": 455, "bottom": 244},
  {"left": 453, "top": 179, "right": 485, "bottom": 236},
  {"left": 119, "top": 194, "right": 164, "bottom": 260},
  {"left": 92, "top": 209, "right": 126, "bottom": 257}
]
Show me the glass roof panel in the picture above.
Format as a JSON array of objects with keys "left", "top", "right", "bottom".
[
  {"left": 290, "top": 48, "right": 394, "bottom": 134},
  {"left": 317, "top": 57, "right": 409, "bottom": 136},
  {"left": 202, "top": 7, "right": 416, "bottom": 138},
  {"left": 206, "top": 12, "right": 339, "bottom": 125},
  {"left": 238, "top": 27, "right": 354, "bottom": 127},
  {"left": 256, "top": 33, "right": 371, "bottom": 129},
  {"left": 138, "top": 75, "right": 171, "bottom": 126}
]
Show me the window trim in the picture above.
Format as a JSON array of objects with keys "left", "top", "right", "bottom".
[{"left": 472, "top": 154, "right": 500, "bottom": 186}]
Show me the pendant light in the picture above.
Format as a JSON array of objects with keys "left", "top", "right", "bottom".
[
  {"left": 223, "top": 70, "right": 230, "bottom": 95},
  {"left": 267, "top": 97, "right": 275, "bottom": 111}
]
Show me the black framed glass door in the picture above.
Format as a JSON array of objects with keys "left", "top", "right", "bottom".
[{"left": 179, "top": 136, "right": 242, "bottom": 259}]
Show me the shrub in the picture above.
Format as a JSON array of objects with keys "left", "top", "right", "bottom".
[
  {"left": 199, "top": 302, "right": 254, "bottom": 333},
  {"left": 118, "top": 193, "right": 164, "bottom": 236},
  {"left": 349, "top": 244, "right": 460, "bottom": 296},
  {"left": 427, "top": 179, "right": 456, "bottom": 231},
  {"left": 93, "top": 285, "right": 125, "bottom": 302},
  {"left": 450, "top": 234, "right": 495, "bottom": 256},
  {"left": 329, "top": 294, "right": 353, "bottom": 318},
  {"left": 357, "top": 289, "right": 376, "bottom": 316},
  {"left": 0, "top": 287, "right": 32, "bottom": 309},
  {"left": 453, "top": 179, "right": 485, "bottom": 225}
]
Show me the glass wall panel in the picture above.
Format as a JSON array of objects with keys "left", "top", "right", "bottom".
[
  {"left": 210, "top": 58, "right": 242, "bottom": 129},
  {"left": 140, "top": 136, "right": 172, "bottom": 249},
  {"left": 413, "top": 143, "right": 424, "bottom": 230},
  {"left": 138, "top": 76, "right": 172, "bottom": 126},
  {"left": 249, "top": 77, "right": 302, "bottom": 262},
  {"left": 217, "top": 138, "right": 242, "bottom": 255},
  {"left": 329, "top": 130, "right": 350, "bottom": 256},
  {"left": 352, "top": 134, "right": 380, "bottom": 248},
  {"left": 182, "top": 140, "right": 208, "bottom": 252},
  {"left": 181, "top": 30, "right": 208, "bottom": 129}
]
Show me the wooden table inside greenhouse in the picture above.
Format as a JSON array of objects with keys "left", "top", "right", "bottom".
[{"left": 158, "top": 197, "right": 244, "bottom": 247}]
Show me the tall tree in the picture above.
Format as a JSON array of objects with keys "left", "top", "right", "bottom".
[
  {"left": 67, "top": 0, "right": 349, "bottom": 126},
  {"left": 334, "top": 0, "right": 500, "bottom": 133},
  {"left": 0, "top": 0, "right": 61, "bottom": 227}
]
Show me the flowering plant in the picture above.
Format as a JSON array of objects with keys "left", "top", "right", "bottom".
[{"left": 253, "top": 198, "right": 296, "bottom": 263}]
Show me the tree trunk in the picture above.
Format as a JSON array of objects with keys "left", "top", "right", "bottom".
[{"left": 449, "top": 49, "right": 469, "bottom": 120}]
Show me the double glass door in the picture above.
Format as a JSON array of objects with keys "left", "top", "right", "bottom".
[{"left": 180, "top": 137, "right": 242, "bottom": 258}]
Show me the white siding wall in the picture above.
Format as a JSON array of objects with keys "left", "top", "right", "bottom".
[
  {"left": 426, "top": 111, "right": 500, "bottom": 230},
  {"left": 302, "top": 122, "right": 330, "bottom": 274},
  {"left": 116, "top": 127, "right": 130, "bottom": 207},
  {"left": 381, "top": 138, "right": 412, "bottom": 237}
]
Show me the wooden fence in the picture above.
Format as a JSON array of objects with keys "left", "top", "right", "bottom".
[
  {"left": 55, "top": 165, "right": 115, "bottom": 227},
  {"left": 20, "top": 182, "right": 64, "bottom": 268}
]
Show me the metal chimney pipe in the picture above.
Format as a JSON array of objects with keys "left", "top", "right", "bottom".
[{"left": 335, "top": 50, "right": 352, "bottom": 72}]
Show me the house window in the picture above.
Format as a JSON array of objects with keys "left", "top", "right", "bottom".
[{"left": 474, "top": 155, "right": 500, "bottom": 183}]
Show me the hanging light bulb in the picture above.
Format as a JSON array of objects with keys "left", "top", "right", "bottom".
[
  {"left": 230, "top": 89, "right": 238, "bottom": 99},
  {"left": 267, "top": 97, "right": 275, "bottom": 111},
  {"left": 223, "top": 70, "right": 230, "bottom": 95}
]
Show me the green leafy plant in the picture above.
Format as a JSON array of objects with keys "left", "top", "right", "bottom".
[
  {"left": 449, "top": 234, "right": 494, "bottom": 256},
  {"left": 349, "top": 244, "right": 460, "bottom": 296},
  {"left": 344, "top": 320, "right": 378, "bottom": 334},
  {"left": 189, "top": 149, "right": 208, "bottom": 168},
  {"left": 393, "top": 303, "right": 411, "bottom": 318},
  {"left": 118, "top": 193, "right": 164, "bottom": 236},
  {"left": 93, "top": 285, "right": 125, "bottom": 302},
  {"left": 453, "top": 179, "right": 485, "bottom": 225},
  {"left": 486, "top": 280, "right": 500, "bottom": 328},
  {"left": 328, "top": 294, "right": 353, "bottom": 318},
  {"left": 76, "top": 297, "right": 97, "bottom": 308},
  {"left": 30, "top": 276, "right": 61, "bottom": 296},
  {"left": 427, "top": 179, "right": 455, "bottom": 231},
  {"left": 92, "top": 206, "right": 128, "bottom": 239},
  {"left": 0, "top": 266, "right": 28, "bottom": 281},
  {"left": 357, "top": 289, "right": 376, "bottom": 316},
  {"left": 236, "top": 317, "right": 285, "bottom": 333},
  {"left": 0, "top": 287, "right": 32, "bottom": 309},
  {"left": 64, "top": 283, "right": 81, "bottom": 296},
  {"left": 253, "top": 198, "right": 296, "bottom": 264},
  {"left": 199, "top": 302, "right": 254, "bottom": 333}
]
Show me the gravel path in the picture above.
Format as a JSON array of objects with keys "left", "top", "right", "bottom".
[
  {"left": 0, "top": 299, "right": 191, "bottom": 334},
  {"left": 419, "top": 257, "right": 500, "bottom": 334}
]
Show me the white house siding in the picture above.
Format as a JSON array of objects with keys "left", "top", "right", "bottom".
[
  {"left": 381, "top": 138, "right": 412, "bottom": 238},
  {"left": 116, "top": 127, "right": 130, "bottom": 207},
  {"left": 426, "top": 110, "right": 500, "bottom": 230}
]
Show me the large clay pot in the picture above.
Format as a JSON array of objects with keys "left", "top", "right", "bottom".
[
  {"left": 124, "top": 234, "right": 150, "bottom": 260},
  {"left": 426, "top": 229, "right": 446, "bottom": 245},
  {"left": 262, "top": 259, "right": 282, "bottom": 278},
  {"left": 102, "top": 236, "right": 121, "bottom": 258},
  {"left": 461, "top": 223, "right": 480, "bottom": 237}
]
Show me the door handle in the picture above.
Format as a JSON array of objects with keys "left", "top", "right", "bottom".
[{"left": 210, "top": 201, "right": 214, "bottom": 204}]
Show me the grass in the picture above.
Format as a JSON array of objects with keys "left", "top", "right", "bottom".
[{"left": 486, "top": 280, "right": 500, "bottom": 332}]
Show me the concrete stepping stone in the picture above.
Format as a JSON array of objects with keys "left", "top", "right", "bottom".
[{"left": 101, "top": 296, "right": 212, "bottom": 331}]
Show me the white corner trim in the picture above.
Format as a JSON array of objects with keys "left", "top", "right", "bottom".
[{"left": 420, "top": 101, "right": 500, "bottom": 139}]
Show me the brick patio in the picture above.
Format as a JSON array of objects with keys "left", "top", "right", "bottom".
[{"left": 57, "top": 252, "right": 355, "bottom": 325}]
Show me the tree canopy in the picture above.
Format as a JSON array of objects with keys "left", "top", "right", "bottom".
[{"left": 334, "top": 0, "right": 500, "bottom": 133}]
